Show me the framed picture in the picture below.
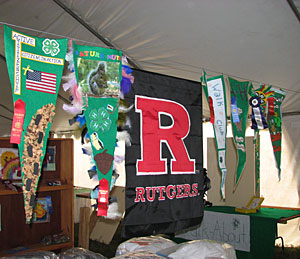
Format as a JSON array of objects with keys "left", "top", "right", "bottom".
[
  {"left": 0, "top": 148, "right": 21, "bottom": 180},
  {"left": 246, "top": 196, "right": 264, "bottom": 210},
  {"left": 32, "top": 198, "right": 51, "bottom": 223},
  {"left": 42, "top": 146, "right": 56, "bottom": 171}
]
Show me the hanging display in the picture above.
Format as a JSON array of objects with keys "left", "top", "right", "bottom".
[
  {"left": 123, "top": 69, "right": 204, "bottom": 238},
  {"left": 4, "top": 26, "right": 67, "bottom": 222},
  {"left": 266, "top": 88, "right": 286, "bottom": 179},
  {"left": 228, "top": 77, "right": 250, "bottom": 190},
  {"left": 73, "top": 42, "right": 122, "bottom": 216},
  {"left": 4, "top": 25, "right": 67, "bottom": 223},
  {"left": 254, "top": 131, "right": 260, "bottom": 194},
  {"left": 201, "top": 71, "right": 227, "bottom": 199},
  {"left": 249, "top": 84, "right": 273, "bottom": 192},
  {"left": 248, "top": 84, "right": 272, "bottom": 130}
]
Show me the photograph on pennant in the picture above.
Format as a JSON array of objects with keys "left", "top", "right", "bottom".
[{"left": 76, "top": 58, "right": 121, "bottom": 98}]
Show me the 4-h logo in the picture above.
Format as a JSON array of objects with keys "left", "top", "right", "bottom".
[
  {"left": 42, "top": 39, "right": 60, "bottom": 56},
  {"left": 89, "top": 107, "right": 112, "bottom": 133}
]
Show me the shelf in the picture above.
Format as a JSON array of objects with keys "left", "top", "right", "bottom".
[
  {"left": 0, "top": 184, "right": 74, "bottom": 196},
  {"left": 0, "top": 137, "right": 74, "bottom": 254},
  {"left": 0, "top": 241, "right": 73, "bottom": 257}
]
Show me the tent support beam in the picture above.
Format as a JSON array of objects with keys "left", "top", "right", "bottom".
[
  {"left": 0, "top": 114, "right": 12, "bottom": 121},
  {"left": 0, "top": 104, "right": 13, "bottom": 114},
  {"left": 286, "top": 0, "right": 300, "bottom": 23},
  {"left": 52, "top": 0, "right": 141, "bottom": 69},
  {"left": 0, "top": 54, "right": 6, "bottom": 61},
  {"left": 282, "top": 111, "right": 300, "bottom": 117}
]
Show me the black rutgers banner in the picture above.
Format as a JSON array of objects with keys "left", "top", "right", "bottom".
[{"left": 123, "top": 69, "right": 205, "bottom": 237}]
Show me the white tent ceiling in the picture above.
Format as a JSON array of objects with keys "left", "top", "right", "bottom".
[{"left": 0, "top": 0, "right": 299, "bottom": 134}]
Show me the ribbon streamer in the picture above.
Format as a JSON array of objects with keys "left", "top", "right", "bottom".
[{"left": 249, "top": 96, "right": 268, "bottom": 130}]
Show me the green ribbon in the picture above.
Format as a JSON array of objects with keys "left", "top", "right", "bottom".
[
  {"left": 4, "top": 25, "right": 67, "bottom": 223},
  {"left": 228, "top": 77, "right": 250, "bottom": 190}
]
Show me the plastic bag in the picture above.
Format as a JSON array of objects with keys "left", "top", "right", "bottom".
[
  {"left": 112, "top": 251, "right": 165, "bottom": 259},
  {"left": 115, "top": 236, "right": 176, "bottom": 256},
  {"left": 3, "top": 250, "right": 58, "bottom": 259},
  {"left": 158, "top": 239, "right": 236, "bottom": 259},
  {"left": 59, "top": 247, "right": 107, "bottom": 259}
]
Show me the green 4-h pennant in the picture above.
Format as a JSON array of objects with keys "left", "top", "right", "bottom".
[
  {"left": 73, "top": 42, "right": 122, "bottom": 216},
  {"left": 266, "top": 88, "right": 286, "bottom": 179},
  {"left": 249, "top": 84, "right": 274, "bottom": 191},
  {"left": 254, "top": 130, "right": 260, "bottom": 194},
  {"left": 228, "top": 77, "right": 250, "bottom": 190},
  {"left": 201, "top": 71, "right": 227, "bottom": 199},
  {"left": 4, "top": 25, "right": 67, "bottom": 223}
]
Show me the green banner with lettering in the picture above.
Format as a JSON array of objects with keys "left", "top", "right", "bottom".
[
  {"left": 4, "top": 25, "right": 67, "bottom": 223},
  {"left": 73, "top": 42, "right": 122, "bottom": 215},
  {"left": 202, "top": 71, "right": 227, "bottom": 199}
]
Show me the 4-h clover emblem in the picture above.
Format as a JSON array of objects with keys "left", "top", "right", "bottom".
[
  {"left": 42, "top": 39, "right": 60, "bottom": 56},
  {"left": 89, "top": 107, "right": 112, "bottom": 133}
]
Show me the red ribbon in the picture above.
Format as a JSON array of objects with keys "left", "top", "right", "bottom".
[
  {"left": 97, "top": 178, "right": 109, "bottom": 216},
  {"left": 10, "top": 99, "right": 26, "bottom": 144},
  {"left": 209, "top": 96, "right": 215, "bottom": 124},
  {"left": 268, "top": 97, "right": 275, "bottom": 116}
]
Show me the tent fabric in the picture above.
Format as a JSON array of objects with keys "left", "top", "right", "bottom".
[{"left": 0, "top": 0, "right": 300, "bottom": 135}]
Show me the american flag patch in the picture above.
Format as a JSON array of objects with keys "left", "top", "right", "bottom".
[{"left": 26, "top": 70, "right": 57, "bottom": 94}]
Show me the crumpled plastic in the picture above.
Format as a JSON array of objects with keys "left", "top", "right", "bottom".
[
  {"left": 59, "top": 247, "right": 107, "bottom": 259},
  {"left": 115, "top": 235, "right": 176, "bottom": 256}
]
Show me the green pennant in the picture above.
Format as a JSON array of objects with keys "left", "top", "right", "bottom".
[
  {"left": 228, "top": 77, "right": 250, "bottom": 189},
  {"left": 249, "top": 84, "right": 275, "bottom": 193},
  {"left": 73, "top": 42, "right": 122, "bottom": 215},
  {"left": 84, "top": 97, "right": 119, "bottom": 186},
  {"left": 4, "top": 25, "right": 67, "bottom": 223},
  {"left": 202, "top": 71, "right": 227, "bottom": 199},
  {"left": 254, "top": 130, "right": 260, "bottom": 194},
  {"left": 267, "top": 88, "right": 285, "bottom": 179}
]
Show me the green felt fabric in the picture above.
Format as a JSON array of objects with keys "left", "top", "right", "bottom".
[
  {"left": 72, "top": 42, "right": 122, "bottom": 192},
  {"left": 4, "top": 25, "right": 67, "bottom": 223},
  {"left": 228, "top": 77, "right": 250, "bottom": 188},
  {"left": 205, "top": 206, "right": 300, "bottom": 259},
  {"left": 83, "top": 97, "right": 119, "bottom": 188},
  {"left": 205, "top": 206, "right": 300, "bottom": 220}
]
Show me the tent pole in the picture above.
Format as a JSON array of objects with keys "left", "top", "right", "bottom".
[
  {"left": 52, "top": 0, "right": 141, "bottom": 69},
  {"left": 0, "top": 54, "right": 6, "bottom": 61},
  {"left": 286, "top": 0, "right": 300, "bottom": 23}
]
